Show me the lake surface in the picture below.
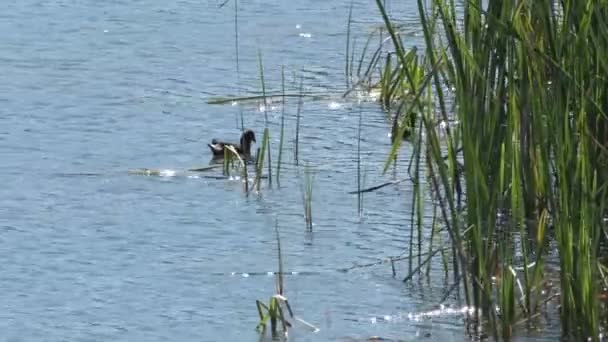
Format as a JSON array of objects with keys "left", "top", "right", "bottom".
[{"left": 0, "top": 1, "right": 558, "bottom": 341}]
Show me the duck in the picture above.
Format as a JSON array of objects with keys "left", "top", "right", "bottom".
[{"left": 207, "top": 129, "right": 257, "bottom": 158}]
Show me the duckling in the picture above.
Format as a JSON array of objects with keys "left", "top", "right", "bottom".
[{"left": 207, "top": 129, "right": 256, "bottom": 158}]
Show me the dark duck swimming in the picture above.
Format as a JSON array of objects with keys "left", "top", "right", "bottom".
[{"left": 207, "top": 129, "right": 256, "bottom": 158}]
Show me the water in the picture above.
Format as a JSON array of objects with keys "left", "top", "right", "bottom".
[{"left": 0, "top": 1, "right": 558, "bottom": 341}]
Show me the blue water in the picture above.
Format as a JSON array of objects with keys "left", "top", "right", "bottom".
[{"left": 0, "top": 1, "right": 558, "bottom": 341}]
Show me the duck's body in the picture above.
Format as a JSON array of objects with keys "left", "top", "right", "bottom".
[{"left": 207, "top": 129, "right": 256, "bottom": 158}]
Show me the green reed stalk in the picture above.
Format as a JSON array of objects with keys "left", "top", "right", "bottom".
[
  {"left": 303, "top": 164, "right": 314, "bottom": 231},
  {"left": 355, "top": 30, "right": 376, "bottom": 82},
  {"left": 224, "top": 145, "right": 249, "bottom": 195},
  {"left": 345, "top": 1, "right": 353, "bottom": 89},
  {"left": 257, "top": 49, "right": 272, "bottom": 187},
  {"left": 409, "top": 90, "right": 427, "bottom": 275},
  {"left": 276, "top": 66, "right": 286, "bottom": 185},
  {"left": 380, "top": 53, "right": 392, "bottom": 109},
  {"left": 361, "top": 166, "right": 367, "bottom": 216},
  {"left": 350, "top": 38, "right": 357, "bottom": 86},
  {"left": 233, "top": 0, "right": 244, "bottom": 130},
  {"left": 242, "top": 154, "right": 249, "bottom": 195},
  {"left": 274, "top": 219, "right": 284, "bottom": 295},
  {"left": 254, "top": 128, "right": 270, "bottom": 192},
  {"left": 223, "top": 147, "right": 232, "bottom": 176},
  {"left": 294, "top": 77, "right": 303, "bottom": 165},
  {"left": 376, "top": 0, "right": 608, "bottom": 338},
  {"left": 425, "top": 204, "right": 443, "bottom": 277},
  {"left": 357, "top": 105, "right": 362, "bottom": 215}
]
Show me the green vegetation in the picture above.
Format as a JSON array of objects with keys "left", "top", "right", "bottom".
[
  {"left": 214, "top": 0, "right": 608, "bottom": 339},
  {"left": 276, "top": 66, "right": 287, "bottom": 186},
  {"left": 371, "top": 0, "right": 608, "bottom": 339},
  {"left": 257, "top": 50, "right": 273, "bottom": 189},
  {"left": 295, "top": 77, "right": 304, "bottom": 165},
  {"left": 255, "top": 221, "right": 318, "bottom": 337},
  {"left": 302, "top": 164, "right": 314, "bottom": 231},
  {"left": 253, "top": 128, "right": 270, "bottom": 192},
  {"left": 256, "top": 222, "right": 293, "bottom": 337}
]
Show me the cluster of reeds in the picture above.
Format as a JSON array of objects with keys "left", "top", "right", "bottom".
[
  {"left": 256, "top": 222, "right": 293, "bottom": 337},
  {"left": 372, "top": 0, "right": 608, "bottom": 339},
  {"left": 255, "top": 221, "right": 318, "bottom": 337},
  {"left": 211, "top": 42, "right": 314, "bottom": 229}
]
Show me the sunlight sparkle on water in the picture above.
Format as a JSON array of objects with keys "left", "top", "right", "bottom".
[
  {"left": 328, "top": 102, "right": 342, "bottom": 110},
  {"left": 159, "top": 169, "right": 177, "bottom": 177}
]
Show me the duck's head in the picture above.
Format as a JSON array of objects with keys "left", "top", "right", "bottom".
[{"left": 241, "top": 129, "right": 256, "bottom": 145}]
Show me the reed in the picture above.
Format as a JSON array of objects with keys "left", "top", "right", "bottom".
[
  {"left": 274, "top": 220, "right": 284, "bottom": 295},
  {"left": 253, "top": 128, "right": 270, "bottom": 192},
  {"left": 257, "top": 50, "right": 272, "bottom": 187},
  {"left": 224, "top": 145, "right": 249, "bottom": 194},
  {"left": 276, "top": 66, "right": 286, "bottom": 185},
  {"left": 345, "top": 0, "right": 354, "bottom": 89},
  {"left": 357, "top": 105, "right": 363, "bottom": 215},
  {"left": 343, "top": 22, "right": 396, "bottom": 97},
  {"left": 302, "top": 164, "right": 314, "bottom": 231},
  {"left": 407, "top": 96, "right": 426, "bottom": 275},
  {"left": 255, "top": 296, "right": 291, "bottom": 337},
  {"left": 294, "top": 77, "right": 304, "bottom": 165},
  {"left": 255, "top": 220, "right": 291, "bottom": 337},
  {"left": 207, "top": 93, "right": 319, "bottom": 105},
  {"left": 374, "top": 0, "right": 608, "bottom": 339},
  {"left": 255, "top": 220, "right": 318, "bottom": 336},
  {"left": 222, "top": 147, "right": 233, "bottom": 176},
  {"left": 232, "top": 0, "right": 244, "bottom": 130}
]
